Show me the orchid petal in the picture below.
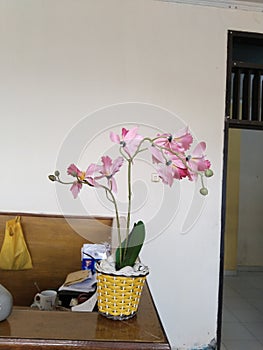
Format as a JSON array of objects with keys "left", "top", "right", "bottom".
[
  {"left": 121, "top": 128, "right": 129, "bottom": 138},
  {"left": 173, "top": 165, "right": 188, "bottom": 180},
  {"left": 150, "top": 146, "right": 165, "bottom": 164},
  {"left": 70, "top": 182, "right": 82, "bottom": 198},
  {"left": 85, "top": 163, "right": 99, "bottom": 177},
  {"left": 110, "top": 132, "right": 120, "bottom": 144},
  {"left": 171, "top": 127, "right": 193, "bottom": 152},
  {"left": 157, "top": 165, "right": 174, "bottom": 187},
  {"left": 171, "top": 155, "right": 187, "bottom": 169},
  {"left": 67, "top": 164, "right": 81, "bottom": 177},
  {"left": 192, "top": 142, "right": 206, "bottom": 158},
  {"left": 101, "top": 156, "right": 113, "bottom": 174},
  {"left": 110, "top": 177, "right": 118, "bottom": 193},
  {"left": 111, "top": 156, "right": 124, "bottom": 174},
  {"left": 124, "top": 127, "right": 139, "bottom": 140},
  {"left": 186, "top": 141, "right": 211, "bottom": 179}
]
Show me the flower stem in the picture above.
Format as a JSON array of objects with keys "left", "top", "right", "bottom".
[
  {"left": 124, "top": 159, "right": 132, "bottom": 258},
  {"left": 102, "top": 186, "right": 122, "bottom": 263}
]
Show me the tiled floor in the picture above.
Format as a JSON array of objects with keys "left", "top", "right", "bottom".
[{"left": 221, "top": 271, "right": 263, "bottom": 350}]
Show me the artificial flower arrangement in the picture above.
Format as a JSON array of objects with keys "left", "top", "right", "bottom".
[{"left": 49, "top": 126, "right": 213, "bottom": 272}]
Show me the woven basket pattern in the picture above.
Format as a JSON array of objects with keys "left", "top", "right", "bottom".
[{"left": 97, "top": 272, "right": 146, "bottom": 319}]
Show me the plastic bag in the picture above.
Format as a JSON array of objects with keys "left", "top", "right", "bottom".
[{"left": 0, "top": 216, "right": 33, "bottom": 270}]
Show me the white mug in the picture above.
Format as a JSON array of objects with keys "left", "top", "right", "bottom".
[{"left": 34, "top": 290, "right": 57, "bottom": 310}]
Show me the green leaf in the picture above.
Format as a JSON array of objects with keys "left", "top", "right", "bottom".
[{"left": 115, "top": 221, "right": 145, "bottom": 270}]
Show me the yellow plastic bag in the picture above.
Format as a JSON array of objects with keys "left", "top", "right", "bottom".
[{"left": 0, "top": 216, "right": 33, "bottom": 270}]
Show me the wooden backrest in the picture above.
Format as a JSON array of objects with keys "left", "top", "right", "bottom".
[{"left": 0, "top": 213, "right": 112, "bottom": 306}]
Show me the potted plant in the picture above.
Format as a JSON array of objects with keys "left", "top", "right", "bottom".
[{"left": 49, "top": 126, "right": 213, "bottom": 319}]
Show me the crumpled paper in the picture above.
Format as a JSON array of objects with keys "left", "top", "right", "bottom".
[{"left": 96, "top": 255, "right": 149, "bottom": 276}]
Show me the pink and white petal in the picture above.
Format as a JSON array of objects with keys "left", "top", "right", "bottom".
[
  {"left": 85, "top": 163, "right": 99, "bottom": 177},
  {"left": 150, "top": 146, "right": 165, "bottom": 164},
  {"left": 110, "top": 132, "right": 120, "bottom": 144},
  {"left": 110, "top": 177, "right": 118, "bottom": 193},
  {"left": 124, "top": 127, "right": 140, "bottom": 140},
  {"left": 187, "top": 159, "right": 199, "bottom": 173},
  {"left": 157, "top": 165, "right": 174, "bottom": 187},
  {"left": 192, "top": 142, "right": 206, "bottom": 157},
  {"left": 111, "top": 156, "right": 124, "bottom": 174},
  {"left": 101, "top": 156, "right": 112, "bottom": 174},
  {"left": 70, "top": 182, "right": 82, "bottom": 198}
]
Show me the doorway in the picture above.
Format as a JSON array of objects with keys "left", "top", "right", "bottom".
[
  {"left": 221, "top": 128, "right": 263, "bottom": 350},
  {"left": 218, "top": 30, "right": 263, "bottom": 350}
]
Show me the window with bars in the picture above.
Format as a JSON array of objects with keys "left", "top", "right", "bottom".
[
  {"left": 226, "top": 31, "right": 263, "bottom": 128},
  {"left": 231, "top": 65, "right": 263, "bottom": 121}
]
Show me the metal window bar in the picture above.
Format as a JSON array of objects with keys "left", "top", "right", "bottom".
[
  {"left": 231, "top": 68, "right": 263, "bottom": 122},
  {"left": 232, "top": 70, "right": 241, "bottom": 120},
  {"left": 242, "top": 71, "right": 251, "bottom": 121},
  {"left": 252, "top": 72, "right": 262, "bottom": 121}
]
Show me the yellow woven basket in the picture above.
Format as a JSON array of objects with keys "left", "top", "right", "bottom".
[{"left": 96, "top": 272, "right": 147, "bottom": 320}]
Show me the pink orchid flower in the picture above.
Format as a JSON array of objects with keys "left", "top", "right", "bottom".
[
  {"left": 110, "top": 127, "right": 143, "bottom": 157},
  {"left": 96, "top": 156, "right": 124, "bottom": 193},
  {"left": 153, "top": 127, "right": 193, "bottom": 153},
  {"left": 186, "top": 142, "right": 211, "bottom": 180},
  {"left": 154, "top": 152, "right": 188, "bottom": 186},
  {"left": 157, "top": 161, "right": 188, "bottom": 187},
  {"left": 67, "top": 163, "right": 98, "bottom": 198}
]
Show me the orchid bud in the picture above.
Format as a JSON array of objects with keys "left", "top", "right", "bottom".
[
  {"left": 48, "top": 175, "right": 57, "bottom": 182},
  {"left": 205, "top": 169, "right": 213, "bottom": 178},
  {"left": 54, "top": 170, "right": 60, "bottom": 177},
  {"left": 200, "top": 187, "right": 208, "bottom": 196}
]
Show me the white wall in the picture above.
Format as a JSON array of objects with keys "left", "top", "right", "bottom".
[
  {"left": 0, "top": 1, "right": 263, "bottom": 348},
  {"left": 238, "top": 130, "right": 263, "bottom": 267}
]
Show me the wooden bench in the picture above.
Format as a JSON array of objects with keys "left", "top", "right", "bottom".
[
  {"left": 0, "top": 212, "right": 170, "bottom": 350},
  {"left": 0, "top": 213, "right": 112, "bottom": 306}
]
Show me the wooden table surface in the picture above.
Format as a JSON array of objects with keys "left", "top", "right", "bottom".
[{"left": 0, "top": 284, "right": 171, "bottom": 350}]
